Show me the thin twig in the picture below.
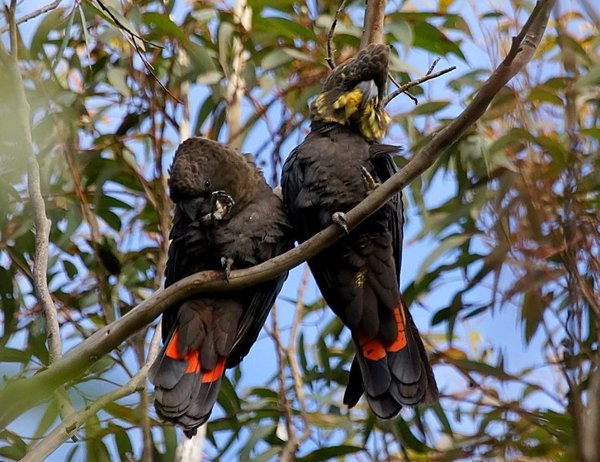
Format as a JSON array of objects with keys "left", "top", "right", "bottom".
[
  {"left": 95, "top": 0, "right": 181, "bottom": 104},
  {"left": 384, "top": 65, "right": 456, "bottom": 106},
  {"left": 62, "top": 143, "right": 114, "bottom": 320},
  {"left": 0, "top": 0, "right": 556, "bottom": 428},
  {"left": 427, "top": 56, "right": 441, "bottom": 75},
  {"left": 270, "top": 305, "right": 296, "bottom": 462},
  {"left": 288, "top": 266, "right": 312, "bottom": 446},
  {"left": 92, "top": 0, "right": 162, "bottom": 48},
  {"left": 326, "top": 0, "right": 347, "bottom": 69},
  {"left": 0, "top": 0, "right": 62, "bottom": 34},
  {"left": 274, "top": 266, "right": 311, "bottom": 462}
]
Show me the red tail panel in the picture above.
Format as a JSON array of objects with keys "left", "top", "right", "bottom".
[
  {"left": 166, "top": 331, "right": 182, "bottom": 359},
  {"left": 164, "top": 331, "right": 225, "bottom": 379},
  {"left": 202, "top": 357, "right": 226, "bottom": 383},
  {"left": 387, "top": 307, "right": 407, "bottom": 353},
  {"left": 357, "top": 333, "right": 386, "bottom": 360}
]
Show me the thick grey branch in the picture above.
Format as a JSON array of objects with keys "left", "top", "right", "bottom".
[
  {"left": 582, "top": 359, "right": 600, "bottom": 462},
  {"left": 1, "top": 6, "right": 62, "bottom": 369},
  {"left": 2, "top": 5, "right": 76, "bottom": 424},
  {"left": 360, "top": 0, "right": 386, "bottom": 48},
  {"left": 0, "top": 0, "right": 555, "bottom": 428}
]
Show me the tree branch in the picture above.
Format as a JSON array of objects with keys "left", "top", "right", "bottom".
[
  {"left": 325, "top": 0, "right": 347, "bottom": 69},
  {"left": 1, "top": 1, "right": 76, "bottom": 421},
  {"left": 225, "top": 0, "right": 250, "bottom": 149},
  {"left": 287, "top": 267, "right": 312, "bottom": 446},
  {"left": 360, "top": 0, "right": 386, "bottom": 49},
  {"left": 0, "top": 0, "right": 62, "bottom": 34},
  {"left": 0, "top": 0, "right": 555, "bottom": 428},
  {"left": 582, "top": 357, "right": 600, "bottom": 462},
  {"left": 94, "top": 0, "right": 180, "bottom": 104},
  {"left": 271, "top": 305, "right": 296, "bottom": 462},
  {"left": 384, "top": 62, "right": 456, "bottom": 106}
]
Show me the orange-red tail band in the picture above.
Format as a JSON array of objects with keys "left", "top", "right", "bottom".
[
  {"left": 357, "top": 306, "right": 408, "bottom": 360},
  {"left": 165, "top": 331, "right": 226, "bottom": 381},
  {"left": 387, "top": 307, "right": 407, "bottom": 353}
]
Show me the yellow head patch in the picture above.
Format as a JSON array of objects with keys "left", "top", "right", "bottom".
[
  {"left": 312, "top": 90, "right": 391, "bottom": 140},
  {"left": 359, "top": 99, "right": 391, "bottom": 140}
]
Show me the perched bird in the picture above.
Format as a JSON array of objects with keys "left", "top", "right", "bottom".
[
  {"left": 150, "top": 137, "right": 292, "bottom": 436},
  {"left": 281, "top": 44, "right": 438, "bottom": 418}
]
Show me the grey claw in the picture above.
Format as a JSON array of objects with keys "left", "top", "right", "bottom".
[
  {"left": 360, "top": 166, "right": 380, "bottom": 193},
  {"left": 211, "top": 191, "right": 235, "bottom": 221},
  {"left": 332, "top": 212, "right": 349, "bottom": 234},
  {"left": 221, "top": 256, "right": 234, "bottom": 281}
]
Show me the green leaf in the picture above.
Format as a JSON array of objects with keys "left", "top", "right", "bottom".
[
  {"left": 296, "top": 445, "right": 364, "bottom": 462},
  {"left": 52, "top": 7, "right": 76, "bottom": 72},
  {"left": 412, "top": 100, "right": 451, "bottom": 116},
  {"left": 92, "top": 1, "right": 145, "bottom": 51},
  {"left": 529, "top": 87, "right": 564, "bottom": 106},
  {"left": 412, "top": 20, "right": 466, "bottom": 60},
  {"left": 107, "top": 67, "right": 131, "bottom": 97},
  {"left": 239, "top": 424, "right": 276, "bottom": 461},
  {"left": 78, "top": 5, "right": 92, "bottom": 64},
  {"left": 185, "top": 41, "right": 218, "bottom": 76},
  {"left": 0, "top": 347, "right": 30, "bottom": 363},
  {"left": 143, "top": 12, "right": 187, "bottom": 41},
  {"left": 262, "top": 49, "right": 294, "bottom": 71},
  {"left": 417, "top": 234, "right": 470, "bottom": 282},
  {"left": 392, "top": 417, "right": 431, "bottom": 452},
  {"left": 34, "top": 400, "right": 59, "bottom": 440},
  {"left": 30, "top": 8, "right": 68, "bottom": 59},
  {"left": 388, "top": 20, "right": 414, "bottom": 54},
  {"left": 522, "top": 289, "right": 546, "bottom": 344},
  {"left": 254, "top": 17, "right": 316, "bottom": 41},
  {"left": 218, "top": 22, "right": 234, "bottom": 75},
  {"left": 109, "top": 423, "right": 134, "bottom": 462}
]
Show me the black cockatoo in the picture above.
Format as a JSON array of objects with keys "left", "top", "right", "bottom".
[
  {"left": 281, "top": 44, "right": 438, "bottom": 418},
  {"left": 150, "top": 137, "right": 292, "bottom": 436}
]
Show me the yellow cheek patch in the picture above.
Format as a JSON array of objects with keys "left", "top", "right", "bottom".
[
  {"left": 359, "top": 99, "right": 391, "bottom": 140},
  {"left": 332, "top": 89, "right": 364, "bottom": 119},
  {"left": 313, "top": 90, "right": 391, "bottom": 139}
]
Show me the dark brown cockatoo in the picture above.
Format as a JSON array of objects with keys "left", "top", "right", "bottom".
[
  {"left": 150, "top": 137, "right": 292, "bottom": 436},
  {"left": 281, "top": 44, "right": 438, "bottom": 418}
]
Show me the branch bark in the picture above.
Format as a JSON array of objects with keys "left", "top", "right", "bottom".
[
  {"left": 1, "top": 1, "right": 76, "bottom": 424},
  {"left": 3, "top": 0, "right": 60, "bottom": 366},
  {"left": 326, "top": 0, "right": 347, "bottom": 69},
  {"left": 226, "top": 0, "right": 250, "bottom": 149},
  {"left": 360, "top": 0, "right": 386, "bottom": 49},
  {"left": 0, "top": 0, "right": 62, "bottom": 34},
  {"left": 0, "top": 0, "right": 556, "bottom": 429}
]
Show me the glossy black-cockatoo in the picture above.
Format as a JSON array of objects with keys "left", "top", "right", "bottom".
[
  {"left": 150, "top": 137, "right": 292, "bottom": 436},
  {"left": 281, "top": 44, "right": 438, "bottom": 418}
]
